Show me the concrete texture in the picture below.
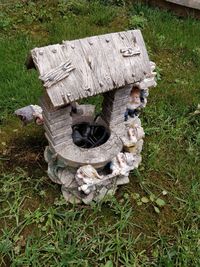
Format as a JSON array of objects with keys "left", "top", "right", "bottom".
[
  {"left": 167, "top": 0, "right": 200, "bottom": 10},
  {"left": 142, "top": 0, "right": 200, "bottom": 18}
]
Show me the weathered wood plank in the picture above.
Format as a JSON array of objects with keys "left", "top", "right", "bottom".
[
  {"left": 46, "top": 44, "right": 80, "bottom": 106},
  {"left": 79, "top": 36, "right": 113, "bottom": 94},
  {"left": 120, "top": 31, "right": 142, "bottom": 81},
  {"left": 118, "top": 31, "right": 144, "bottom": 83},
  {"left": 63, "top": 39, "right": 97, "bottom": 100},
  {"left": 125, "top": 30, "right": 151, "bottom": 76},
  {"left": 98, "top": 34, "right": 125, "bottom": 88},
  {"left": 110, "top": 32, "right": 136, "bottom": 84},
  {"left": 61, "top": 40, "right": 85, "bottom": 100},
  {"left": 39, "top": 60, "right": 75, "bottom": 88}
]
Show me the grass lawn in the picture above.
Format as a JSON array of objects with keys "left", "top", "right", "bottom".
[{"left": 0, "top": 0, "right": 200, "bottom": 266}]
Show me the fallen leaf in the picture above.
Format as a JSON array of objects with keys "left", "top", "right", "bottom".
[
  {"left": 137, "top": 201, "right": 143, "bottom": 206},
  {"left": 162, "top": 190, "right": 168, "bottom": 195},
  {"left": 104, "top": 260, "right": 113, "bottom": 267},
  {"left": 194, "top": 104, "right": 200, "bottom": 115},
  {"left": 154, "top": 206, "right": 160, "bottom": 213},
  {"left": 123, "top": 193, "right": 129, "bottom": 200},
  {"left": 150, "top": 194, "right": 156, "bottom": 202},
  {"left": 132, "top": 193, "right": 140, "bottom": 200},
  {"left": 141, "top": 197, "right": 149, "bottom": 203},
  {"left": 155, "top": 198, "right": 166, "bottom": 207}
]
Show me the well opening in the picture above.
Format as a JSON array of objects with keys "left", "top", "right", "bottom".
[{"left": 72, "top": 122, "right": 110, "bottom": 149}]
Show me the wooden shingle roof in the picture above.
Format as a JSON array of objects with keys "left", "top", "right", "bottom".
[{"left": 28, "top": 30, "right": 152, "bottom": 108}]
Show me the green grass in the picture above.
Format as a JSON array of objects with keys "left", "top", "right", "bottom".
[{"left": 0, "top": 0, "right": 200, "bottom": 266}]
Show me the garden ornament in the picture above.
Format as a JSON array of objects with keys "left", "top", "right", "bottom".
[{"left": 15, "top": 30, "right": 157, "bottom": 204}]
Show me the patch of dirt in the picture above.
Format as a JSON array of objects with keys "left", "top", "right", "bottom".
[{"left": 0, "top": 119, "right": 47, "bottom": 177}]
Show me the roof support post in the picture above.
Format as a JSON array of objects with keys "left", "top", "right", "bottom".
[
  {"left": 101, "top": 84, "right": 132, "bottom": 130},
  {"left": 40, "top": 95, "right": 72, "bottom": 148}
]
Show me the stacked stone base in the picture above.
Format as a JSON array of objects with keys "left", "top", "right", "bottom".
[{"left": 44, "top": 116, "right": 144, "bottom": 205}]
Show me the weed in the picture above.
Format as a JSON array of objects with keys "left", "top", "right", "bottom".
[
  {"left": 0, "top": 12, "right": 12, "bottom": 31},
  {"left": 155, "top": 66, "right": 162, "bottom": 81},
  {"left": 129, "top": 14, "right": 147, "bottom": 29},
  {"left": 191, "top": 47, "right": 200, "bottom": 67},
  {"left": 100, "top": 0, "right": 126, "bottom": 7},
  {"left": 89, "top": 1, "right": 118, "bottom": 26},
  {"left": 58, "top": 0, "right": 90, "bottom": 16}
]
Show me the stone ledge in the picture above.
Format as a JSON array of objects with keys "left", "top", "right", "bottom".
[
  {"left": 55, "top": 131, "right": 123, "bottom": 168},
  {"left": 166, "top": 0, "right": 200, "bottom": 10},
  {"left": 143, "top": 0, "right": 200, "bottom": 18}
]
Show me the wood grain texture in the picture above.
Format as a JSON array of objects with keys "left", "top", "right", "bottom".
[
  {"left": 39, "top": 60, "right": 75, "bottom": 88},
  {"left": 30, "top": 30, "right": 151, "bottom": 108}
]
